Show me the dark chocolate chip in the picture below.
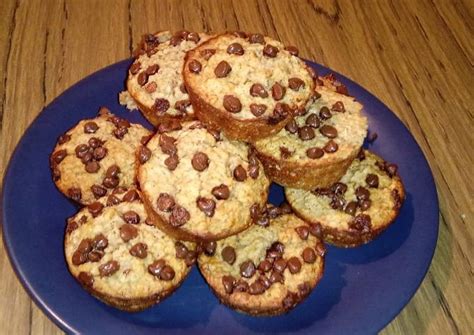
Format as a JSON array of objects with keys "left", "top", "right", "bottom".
[
  {"left": 269, "top": 270, "right": 284, "bottom": 284},
  {"left": 263, "top": 44, "right": 279, "bottom": 57},
  {"left": 258, "top": 259, "right": 273, "bottom": 273},
  {"left": 123, "top": 211, "right": 140, "bottom": 224},
  {"left": 240, "top": 260, "right": 256, "bottom": 278},
  {"left": 129, "top": 62, "right": 141, "bottom": 75},
  {"left": 223, "top": 95, "right": 242, "bottom": 113},
  {"left": 331, "top": 101, "right": 345, "bottom": 112},
  {"left": 288, "top": 77, "right": 305, "bottom": 91},
  {"left": 212, "top": 184, "right": 230, "bottom": 200},
  {"left": 233, "top": 165, "right": 247, "bottom": 181},
  {"left": 99, "top": 260, "right": 119, "bottom": 277},
  {"left": 306, "top": 147, "right": 324, "bottom": 159},
  {"left": 250, "top": 83, "right": 268, "bottom": 98},
  {"left": 249, "top": 33, "right": 265, "bottom": 44},
  {"left": 152, "top": 98, "right": 170, "bottom": 115},
  {"left": 287, "top": 257, "right": 302, "bottom": 274},
  {"left": 250, "top": 103, "right": 267, "bottom": 117},
  {"left": 88, "top": 202, "right": 104, "bottom": 217},
  {"left": 305, "top": 113, "right": 320, "bottom": 128},
  {"left": 164, "top": 154, "right": 179, "bottom": 171},
  {"left": 249, "top": 281, "right": 265, "bottom": 295},
  {"left": 146, "top": 64, "right": 159, "bottom": 76},
  {"left": 295, "top": 226, "right": 310, "bottom": 240},
  {"left": 169, "top": 206, "right": 190, "bottom": 227},
  {"left": 222, "top": 275, "right": 236, "bottom": 294},
  {"left": 221, "top": 246, "right": 236, "bottom": 265},
  {"left": 137, "top": 72, "right": 149, "bottom": 86},
  {"left": 227, "top": 43, "right": 244, "bottom": 55},
  {"left": 188, "top": 59, "right": 202, "bottom": 73},
  {"left": 148, "top": 259, "right": 166, "bottom": 277},
  {"left": 345, "top": 201, "right": 358, "bottom": 216},
  {"left": 119, "top": 224, "right": 138, "bottom": 242},
  {"left": 366, "top": 174, "right": 379, "bottom": 188},
  {"left": 319, "top": 106, "right": 332, "bottom": 120},
  {"left": 84, "top": 121, "right": 99, "bottom": 134},
  {"left": 138, "top": 146, "right": 152, "bottom": 164},
  {"left": 200, "top": 48, "right": 216, "bottom": 60},
  {"left": 323, "top": 140, "right": 338, "bottom": 153},
  {"left": 130, "top": 243, "right": 148, "bottom": 259},
  {"left": 285, "top": 119, "right": 298, "bottom": 134},
  {"left": 67, "top": 187, "right": 82, "bottom": 202},
  {"left": 298, "top": 126, "right": 315, "bottom": 141},
  {"left": 320, "top": 125, "right": 338, "bottom": 138},
  {"left": 315, "top": 243, "right": 326, "bottom": 257},
  {"left": 196, "top": 197, "right": 216, "bottom": 217},
  {"left": 280, "top": 146, "right": 293, "bottom": 159},
  {"left": 159, "top": 134, "right": 177, "bottom": 155},
  {"left": 203, "top": 241, "right": 217, "bottom": 256},
  {"left": 91, "top": 184, "right": 107, "bottom": 198},
  {"left": 85, "top": 161, "right": 100, "bottom": 173},
  {"left": 191, "top": 152, "right": 209, "bottom": 171},
  {"left": 214, "top": 60, "right": 232, "bottom": 78},
  {"left": 302, "top": 248, "right": 316, "bottom": 263},
  {"left": 106, "top": 195, "right": 121, "bottom": 206},
  {"left": 51, "top": 149, "right": 67, "bottom": 165},
  {"left": 355, "top": 186, "right": 370, "bottom": 201},
  {"left": 273, "top": 258, "right": 287, "bottom": 272},
  {"left": 234, "top": 279, "right": 249, "bottom": 292},
  {"left": 78, "top": 272, "right": 94, "bottom": 287},
  {"left": 271, "top": 82, "right": 286, "bottom": 101},
  {"left": 284, "top": 45, "right": 299, "bottom": 56}
]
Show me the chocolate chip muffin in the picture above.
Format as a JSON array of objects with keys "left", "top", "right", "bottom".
[
  {"left": 253, "top": 85, "right": 367, "bottom": 190},
  {"left": 285, "top": 150, "right": 405, "bottom": 247},
  {"left": 125, "top": 30, "right": 210, "bottom": 126},
  {"left": 183, "top": 32, "right": 315, "bottom": 142},
  {"left": 64, "top": 189, "right": 197, "bottom": 311},
  {"left": 198, "top": 205, "right": 325, "bottom": 316},
  {"left": 137, "top": 120, "right": 270, "bottom": 242},
  {"left": 49, "top": 107, "right": 151, "bottom": 205}
]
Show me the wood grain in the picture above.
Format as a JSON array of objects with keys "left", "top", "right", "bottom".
[{"left": 0, "top": 0, "right": 472, "bottom": 334}]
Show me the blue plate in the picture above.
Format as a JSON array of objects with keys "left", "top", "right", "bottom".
[{"left": 1, "top": 59, "right": 438, "bottom": 334}]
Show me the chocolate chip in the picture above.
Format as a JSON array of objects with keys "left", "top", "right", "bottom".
[
  {"left": 349, "top": 214, "right": 372, "bottom": 233},
  {"left": 67, "top": 187, "right": 82, "bottom": 202},
  {"left": 319, "top": 106, "right": 332, "bottom": 120},
  {"left": 152, "top": 98, "right": 170, "bottom": 115},
  {"left": 269, "top": 271, "right": 284, "bottom": 284},
  {"left": 306, "top": 147, "right": 324, "bottom": 159},
  {"left": 212, "top": 184, "right": 230, "bottom": 200},
  {"left": 306, "top": 113, "right": 320, "bottom": 128},
  {"left": 249, "top": 281, "right": 265, "bottom": 295},
  {"left": 223, "top": 95, "right": 242, "bottom": 113},
  {"left": 267, "top": 205, "right": 282, "bottom": 218},
  {"left": 102, "top": 176, "right": 119, "bottom": 189},
  {"left": 288, "top": 78, "right": 305, "bottom": 91},
  {"left": 184, "top": 251, "right": 197, "bottom": 266},
  {"left": 80, "top": 152, "right": 93, "bottom": 164},
  {"left": 320, "top": 125, "right": 338, "bottom": 138},
  {"left": 298, "top": 126, "right": 315, "bottom": 141},
  {"left": 298, "top": 282, "right": 311, "bottom": 296},
  {"left": 203, "top": 241, "right": 217, "bottom": 256},
  {"left": 85, "top": 161, "right": 100, "bottom": 173},
  {"left": 233, "top": 165, "right": 247, "bottom": 181},
  {"left": 386, "top": 163, "right": 398, "bottom": 177},
  {"left": 315, "top": 243, "right": 326, "bottom": 257},
  {"left": 332, "top": 182, "right": 348, "bottom": 195},
  {"left": 248, "top": 163, "right": 260, "bottom": 179},
  {"left": 123, "top": 211, "right": 140, "bottom": 225},
  {"left": 250, "top": 103, "right": 267, "bottom": 117},
  {"left": 87, "top": 250, "right": 104, "bottom": 262},
  {"left": 295, "top": 226, "right": 310, "bottom": 240},
  {"left": 179, "top": 83, "right": 188, "bottom": 94},
  {"left": 227, "top": 42, "right": 244, "bottom": 55},
  {"left": 263, "top": 44, "right": 279, "bottom": 57},
  {"left": 130, "top": 62, "right": 141, "bottom": 75},
  {"left": 222, "top": 275, "right": 236, "bottom": 294},
  {"left": 106, "top": 195, "right": 121, "bottom": 206},
  {"left": 196, "top": 197, "right": 216, "bottom": 217},
  {"left": 214, "top": 60, "right": 232, "bottom": 78},
  {"left": 93, "top": 147, "right": 107, "bottom": 161},
  {"left": 130, "top": 243, "right": 148, "bottom": 259},
  {"left": 282, "top": 292, "right": 296, "bottom": 309},
  {"left": 323, "top": 140, "right": 338, "bottom": 153},
  {"left": 88, "top": 137, "right": 102, "bottom": 149},
  {"left": 345, "top": 201, "right": 358, "bottom": 216},
  {"left": 174, "top": 99, "right": 191, "bottom": 113},
  {"left": 284, "top": 45, "right": 299, "bottom": 56},
  {"left": 331, "top": 101, "right": 345, "bottom": 112},
  {"left": 148, "top": 259, "right": 166, "bottom": 276},
  {"left": 84, "top": 122, "right": 99, "bottom": 134},
  {"left": 240, "top": 260, "right": 256, "bottom": 278},
  {"left": 78, "top": 272, "right": 94, "bottom": 287},
  {"left": 99, "top": 260, "right": 119, "bottom": 277},
  {"left": 91, "top": 184, "right": 107, "bottom": 198},
  {"left": 169, "top": 206, "right": 190, "bottom": 227},
  {"left": 271, "top": 83, "right": 286, "bottom": 101},
  {"left": 355, "top": 186, "right": 370, "bottom": 201},
  {"left": 249, "top": 33, "right": 264, "bottom": 44},
  {"left": 77, "top": 238, "right": 92, "bottom": 254},
  {"left": 273, "top": 258, "right": 287, "bottom": 272},
  {"left": 156, "top": 193, "right": 175, "bottom": 212},
  {"left": 359, "top": 199, "right": 371, "bottom": 211},
  {"left": 250, "top": 83, "right": 268, "bottom": 98},
  {"left": 88, "top": 202, "right": 104, "bottom": 217},
  {"left": 92, "top": 234, "right": 108, "bottom": 250},
  {"left": 221, "top": 246, "right": 236, "bottom": 265},
  {"left": 119, "top": 224, "right": 138, "bottom": 242},
  {"left": 287, "top": 257, "right": 302, "bottom": 274},
  {"left": 146, "top": 64, "right": 159, "bottom": 75},
  {"left": 302, "top": 248, "right": 316, "bottom": 263},
  {"left": 366, "top": 174, "right": 379, "bottom": 188},
  {"left": 258, "top": 260, "right": 272, "bottom": 273},
  {"left": 188, "top": 59, "right": 202, "bottom": 73},
  {"left": 186, "top": 32, "right": 200, "bottom": 42},
  {"left": 72, "top": 251, "right": 88, "bottom": 265},
  {"left": 58, "top": 134, "right": 71, "bottom": 144},
  {"left": 165, "top": 154, "right": 179, "bottom": 171},
  {"left": 331, "top": 197, "right": 345, "bottom": 210},
  {"left": 234, "top": 279, "right": 249, "bottom": 292},
  {"left": 191, "top": 152, "right": 209, "bottom": 171},
  {"left": 51, "top": 149, "right": 67, "bottom": 165},
  {"left": 137, "top": 72, "right": 149, "bottom": 86},
  {"left": 159, "top": 134, "right": 177, "bottom": 155},
  {"left": 123, "top": 190, "right": 139, "bottom": 202},
  {"left": 200, "top": 48, "right": 216, "bottom": 60},
  {"left": 113, "top": 127, "right": 128, "bottom": 139},
  {"left": 75, "top": 144, "right": 89, "bottom": 158}
]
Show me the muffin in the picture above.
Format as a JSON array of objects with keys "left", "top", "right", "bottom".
[
  {"left": 64, "top": 189, "right": 197, "bottom": 311},
  {"left": 198, "top": 205, "right": 325, "bottom": 316},
  {"left": 49, "top": 107, "right": 151, "bottom": 205},
  {"left": 183, "top": 32, "right": 315, "bottom": 141},
  {"left": 285, "top": 150, "right": 405, "bottom": 247},
  {"left": 137, "top": 120, "right": 270, "bottom": 242},
  {"left": 125, "top": 30, "right": 210, "bottom": 126},
  {"left": 253, "top": 85, "right": 367, "bottom": 189}
]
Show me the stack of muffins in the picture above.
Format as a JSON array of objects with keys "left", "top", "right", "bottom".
[{"left": 51, "top": 30, "right": 404, "bottom": 315}]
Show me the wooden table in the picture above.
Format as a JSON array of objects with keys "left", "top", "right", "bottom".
[{"left": 0, "top": 0, "right": 472, "bottom": 334}]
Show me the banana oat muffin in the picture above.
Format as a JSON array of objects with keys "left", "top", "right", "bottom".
[
  {"left": 125, "top": 30, "right": 210, "bottom": 126},
  {"left": 183, "top": 32, "right": 315, "bottom": 141},
  {"left": 198, "top": 205, "right": 325, "bottom": 316},
  {"left": 50, "top": 107, "right": 151, "bottom": 205},
  {"left": 64, "top": 189, "right": 197, "bottom": 312},
  {"left": 285, "top": 150, "right": 405, "bottom": 247},
  {"left": 137, "top": 120, "right": 270, "bottom": 242},
  {"left": 253, "top": 85, "right": 367, "bottom": 189}
]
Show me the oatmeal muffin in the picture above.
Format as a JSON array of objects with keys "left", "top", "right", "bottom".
[
  {"left": 183, "top": 32, "right": 315, "bottom": 141},
  {"left": 253, "top": 85, "right": 367, "bottom": 190},
  {"left": 137, "top": 120, "right": 270, "bottom": 242},
  {"left": 285, "top": 150, "right": 405, "bottom": 247},
  {"left": 49, "top": 107, "right": 151, "bottom": 205},
  {"left": 64, "top": 189, "right": 197, "bottom": 312},
  {"left": 198, "top": 205, "right": 325, "bottom": 316},
  {"left": 124, "top": 30, "right": 210, "bottom": 126}
]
